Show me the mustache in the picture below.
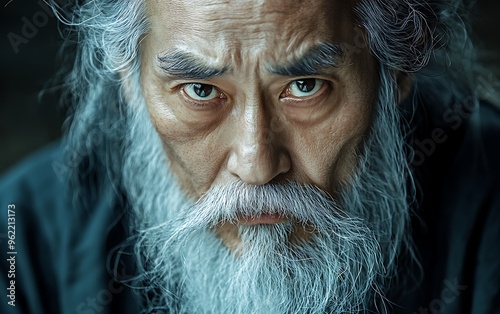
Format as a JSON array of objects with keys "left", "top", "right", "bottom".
[
  {"left": 171, "top": 181, "right": 374, "bottom": 240},
  {"left": 134, "top": 181, "right": 387, "bottom": 314}
]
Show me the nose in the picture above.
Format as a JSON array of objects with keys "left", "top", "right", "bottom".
[{"left": 227, "top": 99, "right": 291, "bottom": 185}]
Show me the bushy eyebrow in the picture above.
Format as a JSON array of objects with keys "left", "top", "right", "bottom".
[
  {"left": 157, "top": 49, "right": 228, "bottom": 80},
  {"left": 156, "top": 42, "right": 344, "bottom": 80},
  {"left": 269, "top": 43, "right": 345, "bottom": 77}
]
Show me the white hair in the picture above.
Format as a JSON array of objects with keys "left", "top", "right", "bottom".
[
  {"left": 118, "top": 66, "right": 414, "bottom": 313},
  {"left": 47, "top": 0, "right": 494, "bottom": 312},
  {"left": 50, "top": 0, "right": 494, "bottom": 202}
]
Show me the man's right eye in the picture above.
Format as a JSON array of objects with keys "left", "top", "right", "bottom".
[{"left": 183, "top": 83, "right": 220, "bottom": 101}]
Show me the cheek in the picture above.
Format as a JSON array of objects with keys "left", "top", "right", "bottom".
[
  {"left": 141, "top": 74, "right": 192, "bottom": 142},
  {"left": 165, "top": 140, "right": 226, "bottom": 195},
  {"left": 325, "top": 111, "right": 370, "bottom": 189},
  {"left": 288, "top": 84, "right": 374, "bottom": 193},
  {"left": 140, "top": 74, "right": 227, "bottom": 195}
]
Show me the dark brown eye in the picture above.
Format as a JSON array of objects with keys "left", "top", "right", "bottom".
[
  {"left": 184, "top": 83, "right": 218, "bottom": 100},
  {"left": 296, "top": 79, "right": 316, "bottom": 92},
  {"left": 289, "top": 79, "right": 324, "bottom": 97}
]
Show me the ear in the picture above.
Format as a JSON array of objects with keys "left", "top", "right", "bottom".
[{"left": 396, "top": 72, "right": 414, "bottom": 104}]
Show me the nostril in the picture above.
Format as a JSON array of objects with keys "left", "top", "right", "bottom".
[
  {"left": 227, "top": 145, "right": 291, "bottom": 185},
  {"left": 278, "top": 152, "right": 292, "bottom": 175},
  {"left": 227, "top": 152, "right": 240, "bottom": 178}
]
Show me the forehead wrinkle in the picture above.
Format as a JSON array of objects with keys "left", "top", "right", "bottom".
[
  {"left": 149, "top": 0, "right": 357, "bottom": 82},
  {"left": 181, "top": 0, "right": 317, "bottom": 41}
]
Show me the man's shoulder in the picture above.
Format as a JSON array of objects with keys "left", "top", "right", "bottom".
[
  {"left": 448, "top": 100, "right": 500, "bottom": 199},
  {"left": 0, "top": 142, "right": 139, "bottom": 313},
  {"left": 0, "top": 141, "right": 72, "bottom": 231},
  {"left": 0, "top": 141, "right": 67, "bottom": 203},
  {"left": 424, "top": 99, "right": 500, "bottom": 247},
  {"left": 0, "top": 141, "right": 75, "bottom": 313},
  {"left": 456, "top": 101, "right": 500, "bottom": 311},
  {"left": 414, "top": 94, "right": 500, "bottom": 199},
  {"left": 470, "top": 101, "right": 500, "bottom": 169},
  {"left": 403, "top": 100, "right": 500, "bottom": 313}
]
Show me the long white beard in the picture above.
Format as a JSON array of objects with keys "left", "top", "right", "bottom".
[{"left": 121, "top": 68, "right": 413, "bottom": 313}]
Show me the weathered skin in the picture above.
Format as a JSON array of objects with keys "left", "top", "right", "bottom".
[{"left": 139, "top": 0, "right": 379, "bottom": 248}]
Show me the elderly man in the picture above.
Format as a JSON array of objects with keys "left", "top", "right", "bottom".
[{"left": 1, "top": 0, "right": 499, "bottom": 313}]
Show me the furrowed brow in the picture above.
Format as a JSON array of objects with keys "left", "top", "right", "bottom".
[
  {"left": 269, "top": 43, "right": 345, "bottom": 77},
  {"left": 157, "top": 50, "right": 228, "bottom": 80}
]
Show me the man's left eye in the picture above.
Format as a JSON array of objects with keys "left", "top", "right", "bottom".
[{"left": 288, "top": 78, "right": 324, "bottom": 97}]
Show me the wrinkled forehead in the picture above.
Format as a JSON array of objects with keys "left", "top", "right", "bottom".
[{"left": 144, "top": 0, "right": 357, "bottom": 68}]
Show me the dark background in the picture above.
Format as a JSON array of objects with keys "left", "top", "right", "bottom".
[{"left": 0, "top": 1, "right": 499, "bottom": 173}]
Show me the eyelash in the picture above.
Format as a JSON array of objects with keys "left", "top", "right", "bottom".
[
  {"left": 178, "top": 79, "right": 330, "bottom": 109},
  {"left": 179, "top": 85, "right": 227, "bottom": 109},
  {"left": 280, "top": 79, "right": 329, "bottom": 103}
]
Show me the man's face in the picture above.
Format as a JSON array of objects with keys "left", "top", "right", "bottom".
[{"left": 139, "top": 0, "right": 378, "bottom": 248}]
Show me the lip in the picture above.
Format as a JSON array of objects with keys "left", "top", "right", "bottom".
[{"left": 237, "top": 213, "right": 288, "bottom": 225}]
